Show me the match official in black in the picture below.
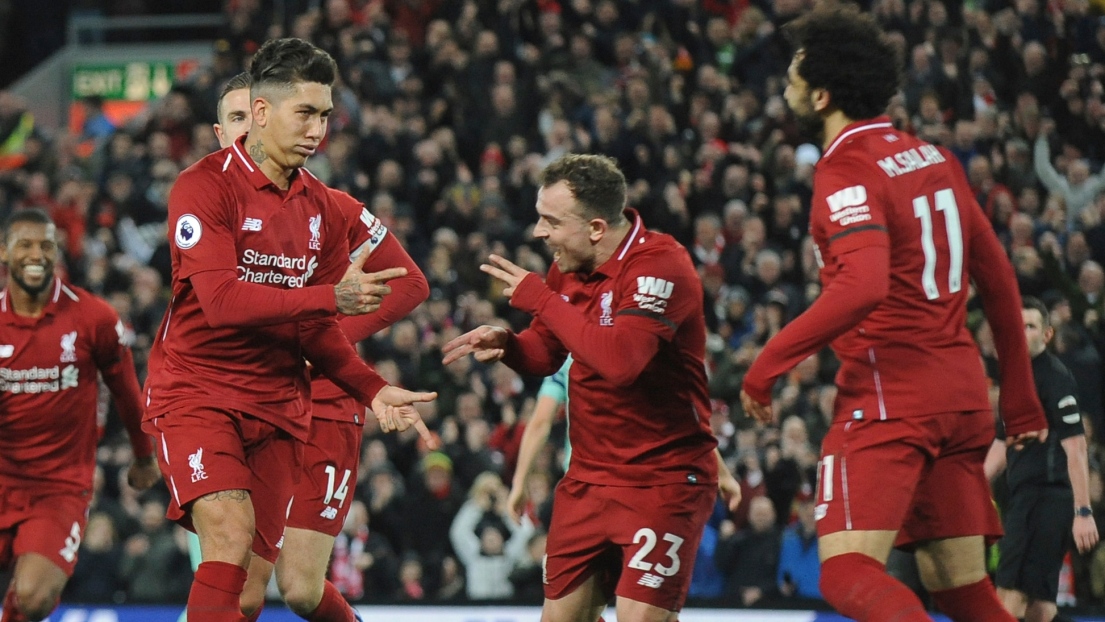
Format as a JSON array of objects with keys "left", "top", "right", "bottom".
[{"left": 985, "top": 295, "right": 1099, "bottom": 622}]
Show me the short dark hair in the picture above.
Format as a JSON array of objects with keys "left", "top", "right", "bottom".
[
  {"left": 216, "top": 72, "right": 252, "bottom": 121},
  {"left": 786, "top": 5, "right": 901, "bottom": 121},
  {"left": 1022, "top": 295, "right": 1051, "bottom": 327},
  {"left": 4, "top": 208, "right": 54, "bottom": 232},
  {"left": 539, "top": 154, "right": 627, "bottom": 223},
  {"left": 249, "top": 38, "right": 337, "bottom": 98}
]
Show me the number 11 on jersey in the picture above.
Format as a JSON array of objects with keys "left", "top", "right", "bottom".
[{"left": 912, "top": 188, "right": 964, "bottom": 300}]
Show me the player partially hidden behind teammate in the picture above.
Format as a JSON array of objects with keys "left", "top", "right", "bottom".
[
  {"left": 143, "top": 38, "right": 435, "bottom": 622},
  {"left": 0, "top": 209, "right": 161, "bottom": 622},
  {"left": 739, "top": 7, "right": 1048, "bottom": 622}
]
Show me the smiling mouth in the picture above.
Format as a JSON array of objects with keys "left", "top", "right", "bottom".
[{"left": 22, "top": 265, "right": 46, "bottom": 278}]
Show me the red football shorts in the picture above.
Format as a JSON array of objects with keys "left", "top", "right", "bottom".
[
  {"left": 286, "top": 414, "right": 363, "bottom": 537},
  {"left": 0, "top": 485, "right": 89, "bottom": 576},
  {"left": 815, "top": 410, "right": 1001, "bottom": 548},
  {"left": 144, "top": 408, "right": 304, "bottom": 563},
  {"left": 543, "top": 477, "right": 715, "bottom": 611}
]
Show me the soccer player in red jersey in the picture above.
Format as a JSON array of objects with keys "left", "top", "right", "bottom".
[
  {"left": 738, "top": 7, "right": 1049, "bottom": 622},
  {"left": 0, "top": 209, "right": 161, "bottom": 622},
  {"left": 143, "top": 38, "right": 436, "bottom": 622},
  {"left": 443, "top": 154, "right": 738, "bottom": 622},
  {"left": 207, "top": 73, "right": 430, "bottom": 622}
]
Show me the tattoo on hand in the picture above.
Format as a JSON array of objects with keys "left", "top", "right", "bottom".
[
  {"left": 248, "top": 141, "right": 268, "bottom": 165},
  {"left": 199, "top": 489, "right": 249, "bottom": 502},
  {"left": 334, "top": 280, "right": 362, "bottom": 312}
]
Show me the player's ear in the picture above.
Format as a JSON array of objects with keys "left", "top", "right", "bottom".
[
  {"left": 252, "top": 96, "right": 269, "bottom": 128},
  {"left": 588, "top": 217, "right": 607, "bottom": 242},
  {"left": 811, "top": 87, "right": 831, "bottom": 113}
]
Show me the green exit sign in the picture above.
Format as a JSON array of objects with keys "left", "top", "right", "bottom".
[{"left": 72, "top": 62, "right": 175, "bottom": 101}]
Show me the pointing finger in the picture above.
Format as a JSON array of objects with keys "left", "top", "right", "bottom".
[
  {"left": 349, "top": 249, "right": 371, "bottom": 271},
  {"left": 364, "top": 267, "right": 408, "bottom": 283}
]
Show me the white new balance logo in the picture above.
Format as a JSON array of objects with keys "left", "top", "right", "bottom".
[
  {"left": 189, "top": 448, "right": 208, "bottom": 482},
  {"left": 320, "top": 507, "right": 338, "bottom": 520},
  {"left": 637, "top": 573, "right": 665, "bottom": 589},
  {"left": 242, "top": 218, "right": 263, "bottom": 231}
]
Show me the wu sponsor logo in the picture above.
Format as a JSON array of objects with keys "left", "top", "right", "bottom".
[
  {"left": 60, "top": 331, "right": 77, "bottom": 363},
  {"left": 634, "top": 277, "right": 673, "bottom": 314},
  {"left": 599, "top": 291, "right": 614, "bottom": 326},
  {"left": 242, "top": 217, "right": 263, "bottom": 232},
  {"left": 189, "top": 448, "right": 208, "bottom": 483},
  {"left": 826, "top": 185, "right": 872, "bottom": 226},
  {"left": 0, "top": 345, "right": 13, "bottom": 358},
  {"left": 308, "top": 214, "right": 322, "bottom": 250},
  {"left": 636, "top": 277, "right": 673, "bottom": 299},
  {"left": 320, "top": 506, "right": 338, "bottom": 520},
  {"left": 637, "top": 573, "right": 665, "bottom": 589}
]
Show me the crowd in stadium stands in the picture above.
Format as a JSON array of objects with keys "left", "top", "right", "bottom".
[{"left": 1, "top": 0, "right": 1104, "bottom": 611}]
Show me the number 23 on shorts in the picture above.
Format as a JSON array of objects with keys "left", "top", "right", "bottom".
[{"left": 627, "top": 527, "right": 685, "bottom": 579}]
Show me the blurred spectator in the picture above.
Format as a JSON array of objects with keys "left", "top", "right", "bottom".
[
  {"left": 65, "top": 512, "right": 124, "bottom": 602},
  {"left": 448, "top": 472, "right": 535, "bottom": 600},
  {"left": 716, "top": 496, "right": 780, "bottom": 607},
  {"left": 777, "top": 493, "right": 821, "bottom": 601}
]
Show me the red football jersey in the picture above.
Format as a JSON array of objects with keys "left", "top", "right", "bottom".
[
  {"left": 0, "top": 278, "right": 150, "bottom": 492},
  {"left": 514, "top": 211, "right": 718, "bottom": 487},
  {"left": 310, "top": 196, "right": 427, "bottom": 422},
  {"left": 810, "top": 117, "right": 1011, "bottom": 420},
  {"left": 144, "top": 138, "right": 371, "bottom": 440}
]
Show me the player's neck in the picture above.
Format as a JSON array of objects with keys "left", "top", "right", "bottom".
[
  {"left": 591, "top": 219, "right": 634, "bottom": 269},
  {"left": 9, "top": 284, "right": 48, "bottom": 318},
  {"left": 820, "top": 111, "right": 856, "bottom": 152},
  {"left": 244, "top": 133, "right": 294, "bottom": 191}
]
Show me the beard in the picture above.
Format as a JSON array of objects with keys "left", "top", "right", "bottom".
[
  {"left": 10, "top": 268, "right": 54, "bottom": 296},
  {"left": 795, "top": 109, "right": 826, "bottom": 145}
]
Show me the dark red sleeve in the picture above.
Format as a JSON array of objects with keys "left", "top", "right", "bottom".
[
  {"left": 509, "top": 273, "right": 660, "bottom": 387},
  {"left": 91, "top": 304, "right": 152, "bottom": 459},
  {"left": 968, "top": 215, "right": 1047, "bottom": 436},
  {"left": 300, "top": 318, "right": 389, "bottom": 403},
  {"left": 337, "top": 233, "right": 428, "bottom": 343},
  {"left": 190, "top": 270, "right": 337, "bottom": 328},
  {"left": 501, "top": 327, "right": 568, "bottom": 377},
  {"left": 742, "top": 245, "right": 890, "bottom": 403}
]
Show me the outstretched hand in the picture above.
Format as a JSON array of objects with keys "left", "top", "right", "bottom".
[
  {"left": 441, "top": 325, "right": 510, "bottom": 365},
  {"left": 480, "top": 254, "right": 531, "bottom": 299},
  {"left": 371, "top": 386, "right": 439, "bottom": 449}
]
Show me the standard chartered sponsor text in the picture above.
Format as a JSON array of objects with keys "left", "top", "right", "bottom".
[
  {"left": 238, "top": 249, "right": 318, "bottom": 288},
  {"left": 0, "top": 365, "right": 78, "bottom": 393}
]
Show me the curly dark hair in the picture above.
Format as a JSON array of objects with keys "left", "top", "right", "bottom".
[
  {"left": 539, "top": 154, "right": 627, "bottom": 223},
  {"left": 786, "top": 6, "right": 901, "bottom": 121},
  {"left": 249, "top": 38, "right": 336, "bottom": 94}
]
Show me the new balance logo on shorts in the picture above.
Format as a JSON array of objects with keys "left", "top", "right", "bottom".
[
  {"left": 320, "top": 506, "right": 338, "bottom": 520},
  {"left": 637, "top": 573, "right": 665, "bottom": 589},
  {"left": 189, "top": 448, "right": 207, "bottom": 482}
]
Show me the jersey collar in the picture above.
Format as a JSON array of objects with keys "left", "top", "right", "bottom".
[
  {"left": 228, "top": 135, "right": 311, "bottom": 197},
  {"left": 593, "top": 208, "right": 644, "bottom": 279},
  {"left": 0, "top": 277, "right": 65, "bottom": 322},
  {"left": 820, "top": 116, "right": 894, "bottom": 161}
]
